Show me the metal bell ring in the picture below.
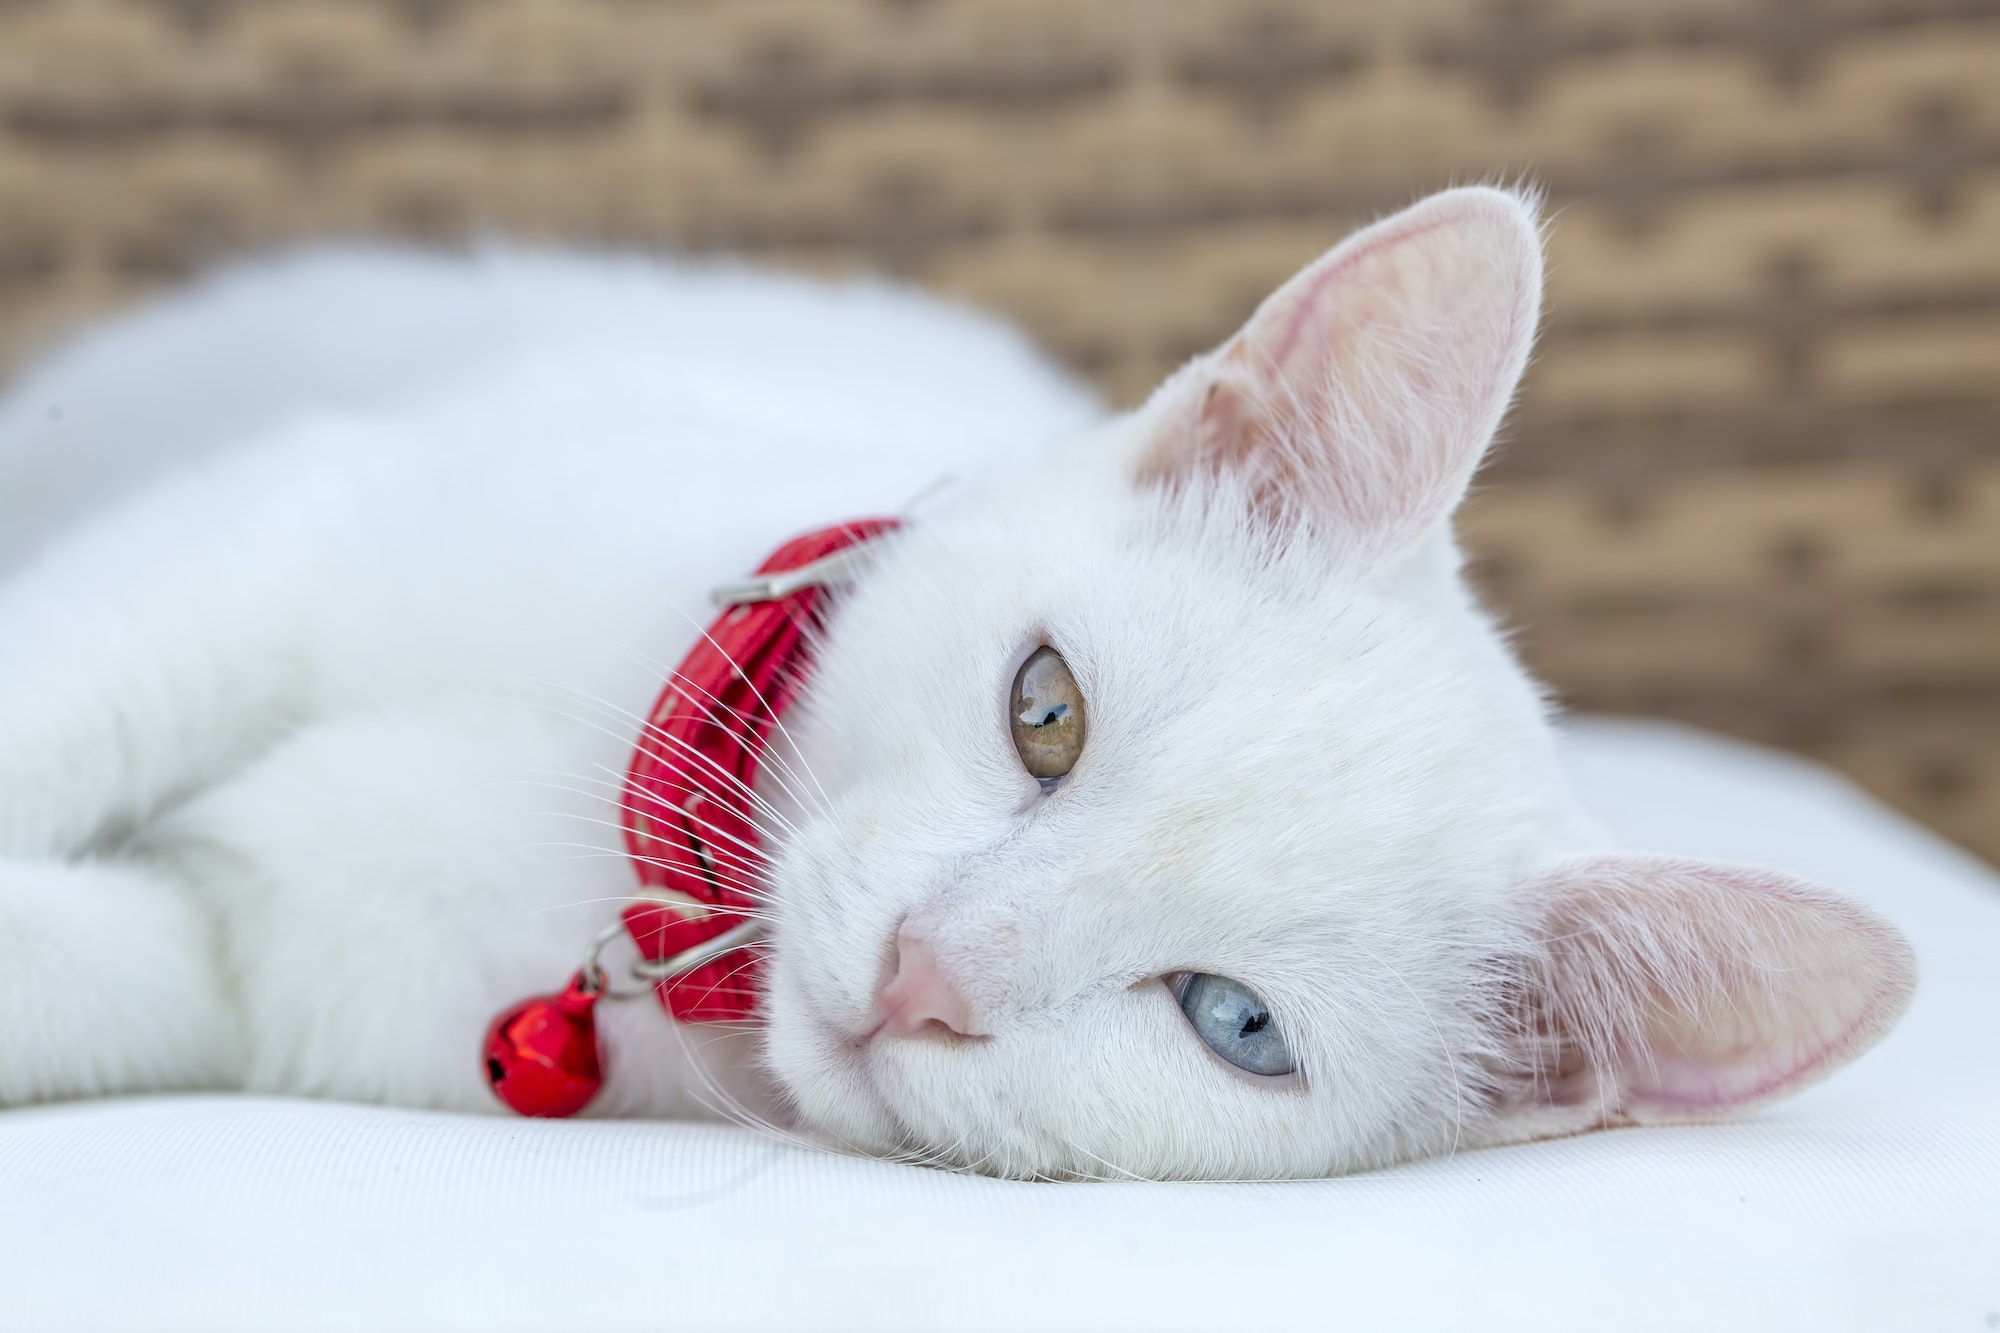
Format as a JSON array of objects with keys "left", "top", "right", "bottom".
[{"left": 483, "top": 917, "right": 765, "bottom": 1118}]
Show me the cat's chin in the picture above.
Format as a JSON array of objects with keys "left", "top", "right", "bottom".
[
  {"left": 764, "top": 1016, "right": 1049, "bottom": 1178},
  {"left": 761, "top": 1015, "right": 909, "bottom": 1158}
]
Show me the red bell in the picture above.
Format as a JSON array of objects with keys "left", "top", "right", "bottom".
[{"left": 482, "top": 972, "right": 604, "bottom": 1118}]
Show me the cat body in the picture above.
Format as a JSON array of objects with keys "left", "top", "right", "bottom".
[
  {"left": 0, "top": 251, "right": 1096, "bottom": 1121},
  {"left": 0, "top": 190, "right": 1914, "bottom": 1178}
]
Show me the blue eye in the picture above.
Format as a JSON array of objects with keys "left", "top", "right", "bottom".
[{"left": 1175, "top": 973, "right": 1296, "bottom": 1077}]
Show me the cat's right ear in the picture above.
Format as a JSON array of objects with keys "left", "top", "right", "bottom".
[{"left": 1132, "top": 186, "right": 1542, "bottom": 564}]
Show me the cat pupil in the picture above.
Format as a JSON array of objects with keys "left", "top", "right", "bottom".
[
  {"left": 1240, "top": 1012, "right": 1268, "bottom": 1037},
  {"left": 1037, "top": 704, "right": 1066, "bottom": 726}
]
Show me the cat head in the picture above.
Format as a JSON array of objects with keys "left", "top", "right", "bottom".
[{"left": 757, "top": 187, "right": 1915, "bottom": 1179}]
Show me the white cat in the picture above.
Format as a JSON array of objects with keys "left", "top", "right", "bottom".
[{"left": 0, "top": 188, "right": 1914, "bottom": 1179}]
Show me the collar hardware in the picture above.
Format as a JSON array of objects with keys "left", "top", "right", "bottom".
[
  {"left": 707, "top": 538, "right": 891, "bottom": 606},
  {"left": 482, "top": 517, "right": 901, "bottom": 1117}
]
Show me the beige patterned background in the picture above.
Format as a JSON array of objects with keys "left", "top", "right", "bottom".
[{"left": 0, "top": 0, "right": 1995, "bottom": 863}]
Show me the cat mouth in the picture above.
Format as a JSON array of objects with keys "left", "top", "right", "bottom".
[{"left": 788, "top": 1016, "right": 916, "bottom": 1149}]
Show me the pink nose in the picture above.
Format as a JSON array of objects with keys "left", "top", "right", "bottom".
[{"left": 872, "top": 929, "right": 978, "bottom": 1038}]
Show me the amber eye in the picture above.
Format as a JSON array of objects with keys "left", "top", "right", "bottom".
[{"left": 1009, "top": 646, "right": 1087, "bottom": 781}]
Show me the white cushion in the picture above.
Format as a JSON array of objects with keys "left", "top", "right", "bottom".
[{"left": 3, "top": 719, "right": 1995, "bottom": 1331}]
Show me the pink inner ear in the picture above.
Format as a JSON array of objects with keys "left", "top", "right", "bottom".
[
  {"left": 1137, "top": 187, "right": 1543, "bottom": 559},
  {"left": 1625, "top": 943, "right": 1887, "bottom": 1114},
  {"left": 1533, "top": 855, "right": 1916, "bottom": 1124}
]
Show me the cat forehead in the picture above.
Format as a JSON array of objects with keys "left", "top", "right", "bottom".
[
  {"left": 796, "top": 486, "right": 1542, "bottom": 912},
  {"left": 819, "top": 471, "right": 1479, "bottom": 762},
  {"left": 838, "top": 466, "right": 1389, "bottom": 672}
]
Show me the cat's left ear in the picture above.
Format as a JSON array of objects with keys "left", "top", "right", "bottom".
[
  {"left": 1135, "top": 186, "right": 1542, "bottom": 562},
  {"left": 1481, "top": 853, "right": 1916, "bottom": 1145}
]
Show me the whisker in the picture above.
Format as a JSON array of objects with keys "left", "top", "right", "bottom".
[
  {"left": 481, "top": 670, "right": 817, "bottom": 833},
  {"left": 1346, "top": 939, "right": 1467, "bottom": 1158},
  {"left": 642, "top": 1014, "right": 826, "bottom": 1154},
  {"left": 584, "top": 607, "right": 840, "bottom": 825},
  {"left": 560, "top": 670, "right": 824, "bottom": 831},
  {"left": 511, "top": 859, "right": 784, "bottom": 927},
  {"left": 1055, "top": 1134, "right": 1153, "bottom": 1184},
  {"left": 674, "top": 605, "right": 841, "bottom": 821},
  {"left": 644, "top": 661, "right": 833, "bottom": 826},
  {"left": 494, "top": 686, "right": 809, "bottom": 840},
  {"left": 523, "top": 614, "right": 834, "bottom": 826},
  {"left": 515, "top": 797, "right": 780, "bottom": 899}
]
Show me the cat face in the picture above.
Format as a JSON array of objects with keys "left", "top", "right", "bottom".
[{"left": 757, "top": 188, "right": 1915, "bottom": 1179}]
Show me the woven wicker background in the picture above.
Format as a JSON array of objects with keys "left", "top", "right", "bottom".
[{"left": 0, "top": 0, "right": 1995, "bottom": 863}]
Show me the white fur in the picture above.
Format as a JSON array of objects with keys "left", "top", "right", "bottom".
[
  {"left": 0, "top": 247, "right": 1097, "bottom": 1117},
  {"left": 0, "top": 192, "right": 1913, "bottom": 1177}
]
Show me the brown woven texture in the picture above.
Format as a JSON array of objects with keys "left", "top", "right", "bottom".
[{"left": 1, "top": 0, "right": 1995, "bottom": 863}]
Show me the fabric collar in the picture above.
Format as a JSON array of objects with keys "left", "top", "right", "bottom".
[{"left": 619, "top": 517, "right": 901, "bottom": 1022}]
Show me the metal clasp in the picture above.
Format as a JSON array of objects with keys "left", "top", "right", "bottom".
[
  {"left": 709, "top": 539, "right": 887, "bottom": 608},
  {"left": 579, "top": 917, "right": 767, "bottom": 1001}
]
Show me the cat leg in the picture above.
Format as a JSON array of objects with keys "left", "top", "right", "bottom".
[
  {"left": 0, "top": 857, "right": 238, "bottom": 1105},
  {"left": 0, "top": 463, "right": 321, "bottom": 1102},
  {"left": 0, "top": 450, "right": 328, "bottom": 861},
  {"left": 148, "top": 701, "right": 774, "bottom": 1120}
]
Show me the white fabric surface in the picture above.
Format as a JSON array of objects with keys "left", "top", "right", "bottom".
[{"left": 3, "top": 719, "right": 1996, "bottom": 1332}]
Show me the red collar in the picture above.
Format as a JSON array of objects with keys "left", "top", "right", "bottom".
[
  {"left": 619, "top": 517, "right": 901, "bottom": 1021},
  {"left": 484, "top": 518, "right": 900, "bottom": 1116}
]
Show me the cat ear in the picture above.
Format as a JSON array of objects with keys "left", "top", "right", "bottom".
[
  {"left": 1135, "top": 186, "right": 1542, "bottom": 561},
  {"left": 1486, "top": 853, "right": 1916, "bottom": 1142}
]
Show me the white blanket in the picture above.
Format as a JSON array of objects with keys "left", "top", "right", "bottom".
[{"left": 3, "top": 719, "right": 1995, "bottom": 1331}]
